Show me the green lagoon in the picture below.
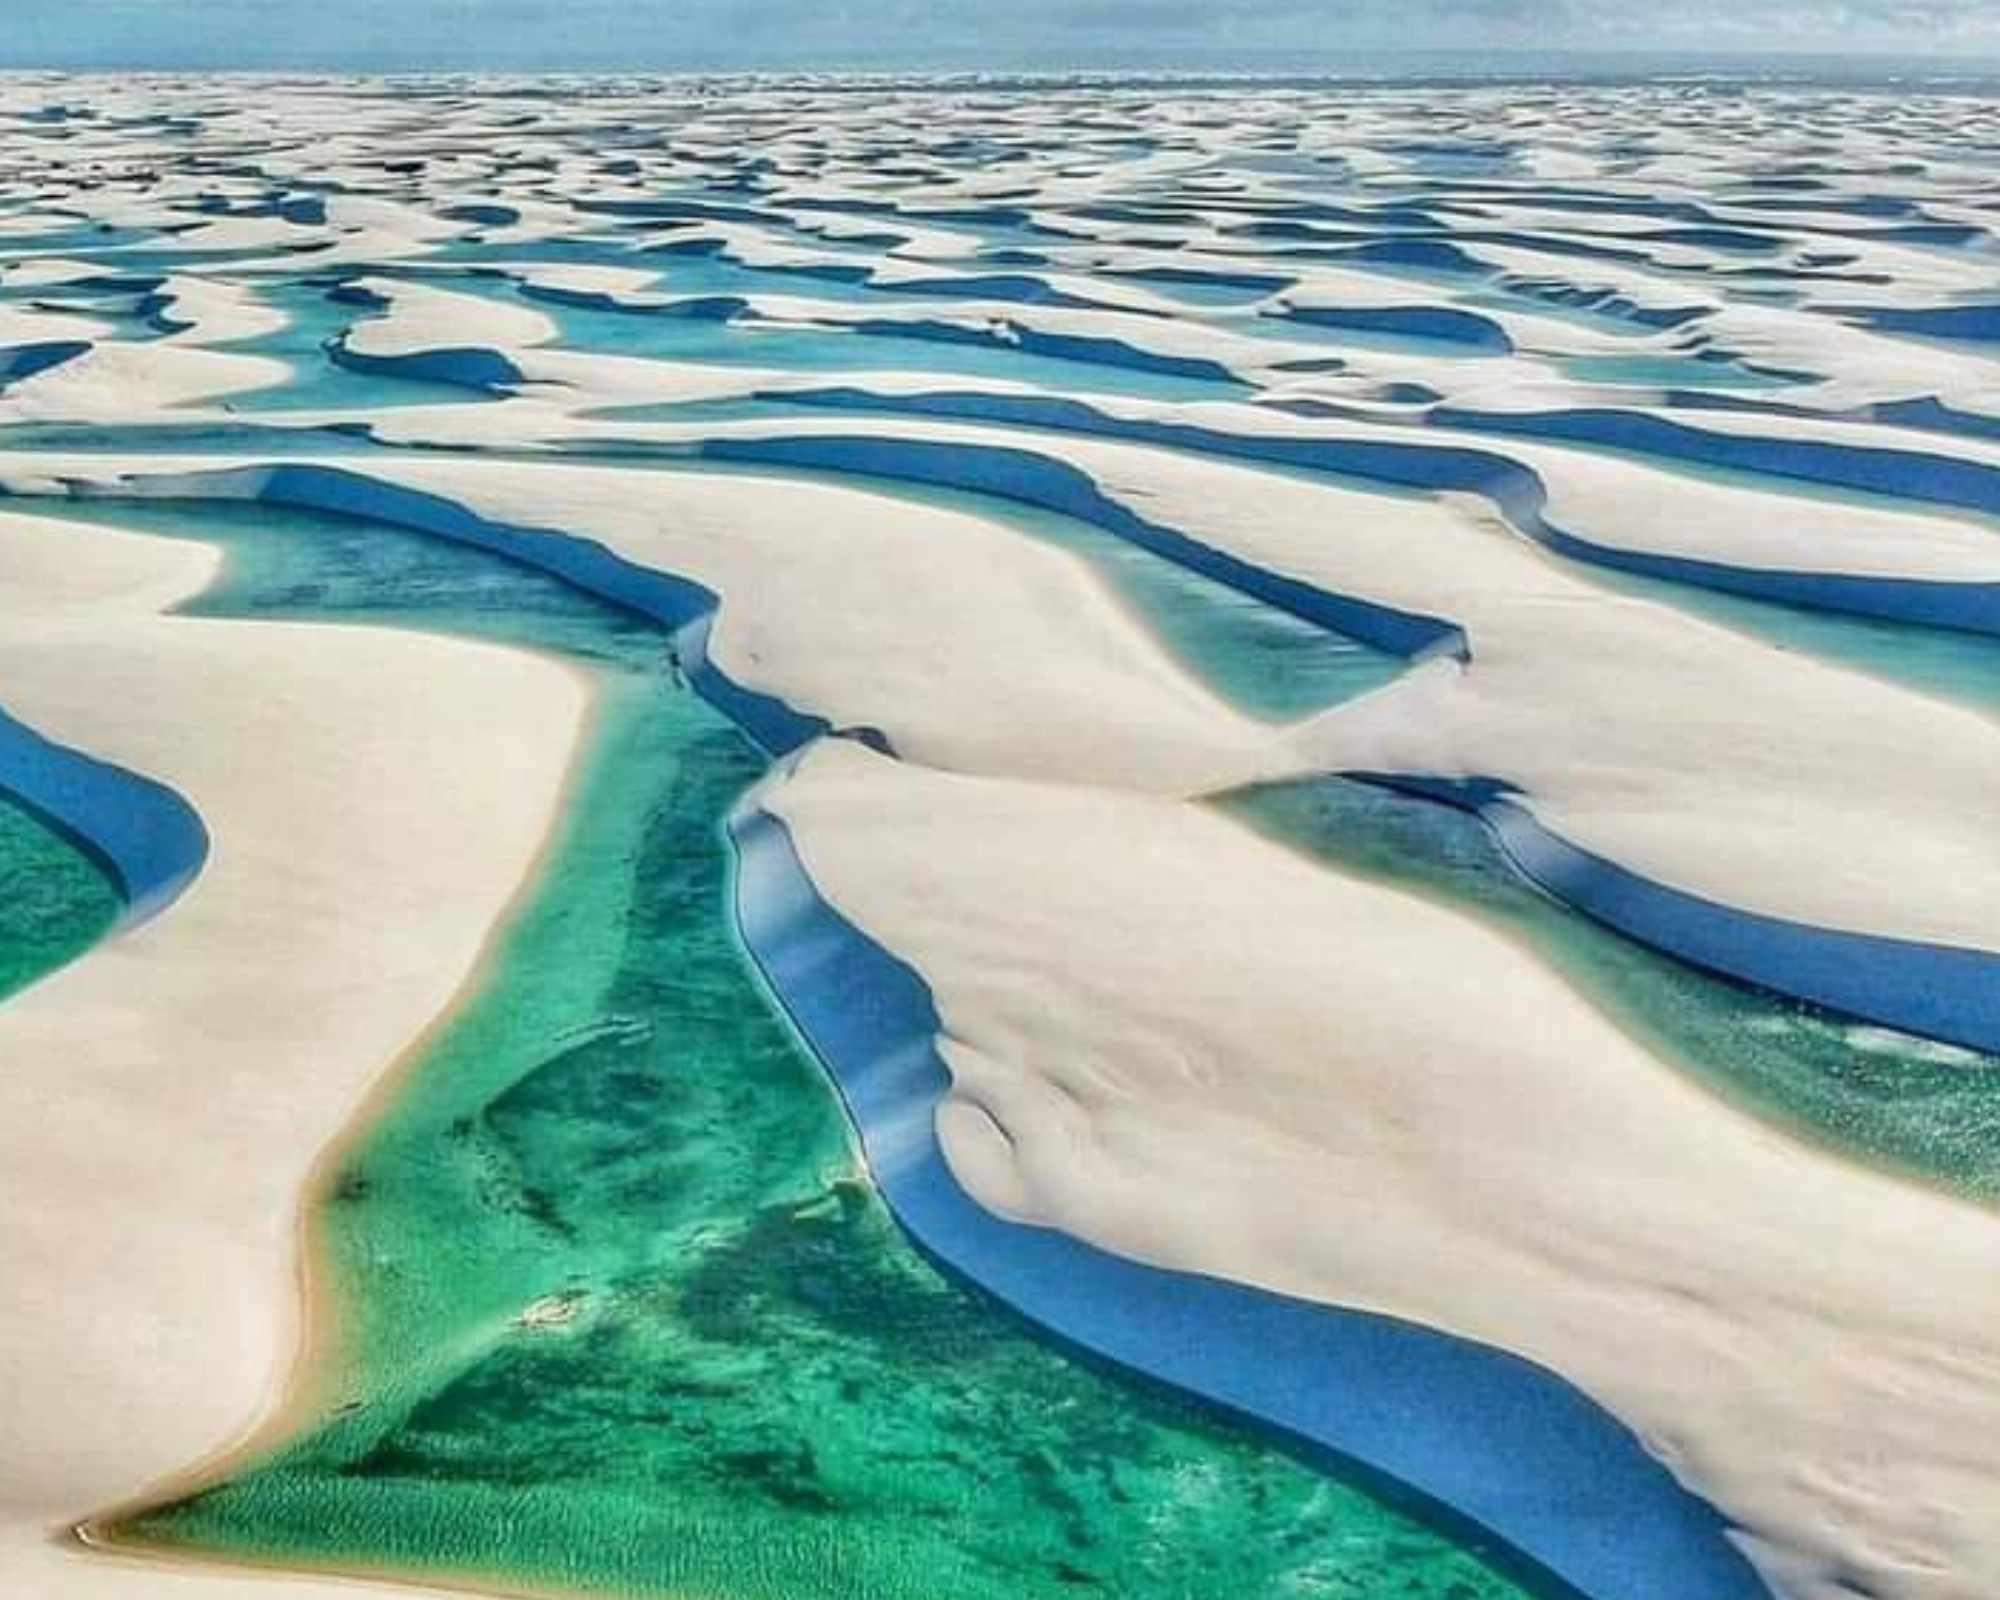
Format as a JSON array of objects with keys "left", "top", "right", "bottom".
[
  {"left": 46, "top": 496, "right": 1532, "bottom": 1600},
  {"left": 1229, "top": 777, "right": 2000, "bottom": 1206},
  {"left": 23, "top": 474, "right": 1997, "bottom": 1600},
  {"left": 0, "top": 790, "right": 121, "bottom": 1003}
]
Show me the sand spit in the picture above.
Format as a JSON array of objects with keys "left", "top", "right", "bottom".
[{"left": 0, "top": 506, "right": 587, "bottom": 1600}]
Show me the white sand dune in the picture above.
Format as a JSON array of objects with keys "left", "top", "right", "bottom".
[
  {"left": 0, "top": 341, "right": 289, "bottom": 420},
  {"left": 278, "top": 410, "right": 2000, "bottom": 959},
  {"left": 0, "top": 506, "right": 587, "bottom": 1600},
  {"left": 320, "top": 349, "right": 2000, "bottom": 586},
  {"left": 0, "top": 299, "right": 115, "bottom": 345},
  {"left": 149, "top": 276, "right": 289, "bottom": 347},
  {"left": 0, "top": 451, "right": 1298, "bottom": 794},
  {"left": 9, "top": 69, "right": 2000, "bottom": 1600},
  {"left": 766, "top": 738, "right": 2000, "bottom": 1600},
  {"left": 341, "top": 275, "right": 558, "bottom": 362}
]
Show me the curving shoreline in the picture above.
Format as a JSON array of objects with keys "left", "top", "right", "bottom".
[
  {"left": 0, "top": 700, "right": 206, "bottom": 925},
  {"left": 0, "top": 504, "right": 590, "bottom": 1600},
  {"left": 12, "top": 474, "right": 1771, "bottom": 1600},
  {"left": 91, "top": 504, "right": 1550, "bottom": 1600},
  {"left": 726, "top": 784, "right": 1771, "bottom": 1600},
  {"left": 11, "top": 71, "right": 2000, "bottom": 1600},
  {"left": 776, "top": 386, "right": 2000, "bottom": 630},
  {"left": 675, "top": 421, "right": 2000, "bottom": 1052},
  {"left": 11, "top": 464, "right": 1998, "bottom": 1600}
]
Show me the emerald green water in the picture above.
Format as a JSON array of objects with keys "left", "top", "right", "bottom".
[
  {"left": 67, "top": 498, "right": 1531, "bottom": 1600},
  {"left": 1227, "top": 778, "right": 2000, "bottom": 1205},
  {"left": 0, "top": 791, "right": 121, "bottom": 1002}
]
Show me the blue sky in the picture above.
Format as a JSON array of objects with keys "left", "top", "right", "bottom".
[{"left": 3, "top": 0, "right": 1997, "bottom": 71}]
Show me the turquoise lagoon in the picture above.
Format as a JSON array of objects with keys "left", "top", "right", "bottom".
[
  {"left": 8, "top": 143, "right": 1998, "bottom": 1600},
  {"left": 34, "top": 496, "right": 1537, "bottom": 1600}
]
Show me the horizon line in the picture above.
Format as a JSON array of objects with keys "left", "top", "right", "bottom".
[{"left": 4, "top": 51, "right": 2000, "bottom": 80}]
